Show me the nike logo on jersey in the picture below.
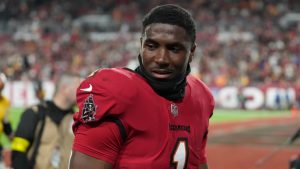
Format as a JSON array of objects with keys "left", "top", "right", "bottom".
[{"left": 80, "top": 84, "right": 93, "bottom": 92}]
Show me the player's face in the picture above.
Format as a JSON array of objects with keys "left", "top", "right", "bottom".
[{"left": 140, "top": 23, "right": 195, "bottom": 80}]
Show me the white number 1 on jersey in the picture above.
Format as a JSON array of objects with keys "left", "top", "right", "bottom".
[{"left": 170, "top": 138, "right": 189, "bottom": 169}]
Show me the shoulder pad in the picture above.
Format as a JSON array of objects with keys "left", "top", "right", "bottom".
[
  {"left": 75, "top": 68, "right": 138, "bottom": 124},
  {"left": 81, "top": 68, "right": 138, "bottom": 103},
  {"left": 187, "top": 75, "right": 215, "bottom": 117}
]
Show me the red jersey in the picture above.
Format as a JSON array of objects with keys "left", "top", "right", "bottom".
[{"left": 72, "top": 68, "right": 214, "bottom": 169}]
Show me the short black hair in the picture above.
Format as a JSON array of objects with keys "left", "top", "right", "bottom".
[{"left": 142, "top": 4, "right": 196, "bottom": 44}]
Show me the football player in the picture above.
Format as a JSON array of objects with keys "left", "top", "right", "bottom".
[{"left": 70, "top": 4, "right": 214, "bottom": 169}]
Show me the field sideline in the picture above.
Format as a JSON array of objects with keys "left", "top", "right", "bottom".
[
  {"left": 210, "top": 109, "right": 291, "bottom": 123},
  {"left": 6, "top": 108, "right": 292, "bottom": 127},
  {"left": 1, "top": 108, "right": 292, "bottom": 147}
]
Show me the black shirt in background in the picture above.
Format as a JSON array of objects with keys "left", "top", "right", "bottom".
[{"left": 12, "top": 100, "right": 74, "bottom": 169}]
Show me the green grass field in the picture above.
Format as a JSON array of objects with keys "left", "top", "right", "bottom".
[
  {"left": 1, "top": 107, "right": 292, "bottom": 147},
  {"left": 1, "top": 107, "right": 24, "bottom": 148},
  {"left": 6, "top": 107, "right": 292, "bottom": 127},
  {"left": 210, "top": 109, "right": 291, "bottom": 123}
]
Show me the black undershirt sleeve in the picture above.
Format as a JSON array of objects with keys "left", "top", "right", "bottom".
[{"left": 12, "top": 108, "right": 39, "bottom": 169}]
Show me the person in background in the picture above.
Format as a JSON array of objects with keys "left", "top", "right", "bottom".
[
  {"left": 11, "top": 73, "right": 82, "bottom": 169},
  {"left": 69, "top": 4, "right": 214, "bottom": 169},
  {"left": 0, "top": 73, "right": 13, "bottom": 168}
]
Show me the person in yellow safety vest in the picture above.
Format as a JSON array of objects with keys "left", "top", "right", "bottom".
[
  {"left": 11, "top": 72, "right": 82, "bottom": 169},
  {"left": 0, "top": 73, "right": 13, "bottom": 168}
]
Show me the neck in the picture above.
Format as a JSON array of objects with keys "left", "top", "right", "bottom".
[{"left": 135, "top": 57, "right": 190, "bottom": 101}]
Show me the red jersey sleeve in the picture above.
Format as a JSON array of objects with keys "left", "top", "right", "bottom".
[
  {"left": 201, "top": 82, "right": 214, "bottom": 164},
  {"left": 188, "top": 76, "right": 215, "bottom": 165},
  {"left": 200, "top": 83, "right": 214, "bottom": 164},
  {"left": 72, "top": 68, "right": 137, "bottom": 164},
  {"left": 198, "top": 130, "right": 208, "bottom": 164},
  {"left": 73, "top": 68, "right": 137, "bottom": 127},
  {"left": 72, "top": 121, "right": 123, "bottom": 164},
  {"left": 74, "top": 72, "right": 121, "bottom": 125}
]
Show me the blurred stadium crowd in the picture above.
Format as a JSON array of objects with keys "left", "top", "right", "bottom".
[{"left": 0, "top": 0, "right": 299, "bottom": 88}]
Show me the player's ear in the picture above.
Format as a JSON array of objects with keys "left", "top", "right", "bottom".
[
  {"left": 140, "top": 37, "right": 143, "bottom": 45},
  {"left": 139, "top": 37, "right": 143, "bottom": 54},
  {"left": 188, "top": 43, "right": 197, "bottom": 63}
]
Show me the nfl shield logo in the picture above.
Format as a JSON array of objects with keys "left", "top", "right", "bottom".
[{"left": 171, "top": 103, "right": 178, "bottom": 117}]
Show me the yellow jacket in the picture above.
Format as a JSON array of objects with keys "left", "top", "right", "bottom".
[{"left": 0, "top": 95, "right": 10, "bottom": 133}]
